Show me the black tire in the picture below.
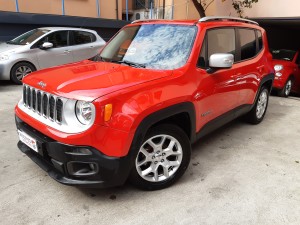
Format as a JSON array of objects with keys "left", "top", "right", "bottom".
[
  {"left": 10, "top": 62, "right": 36, "bottom": 85},
  {"left": 278, "top": 78, "right": 293, "bottom": 97},
  {"left": 244, "top": 86, "right": 269, "bottom": 125},
  {"left": 129, "top": 124, "right": 191, "bottom": 190}
]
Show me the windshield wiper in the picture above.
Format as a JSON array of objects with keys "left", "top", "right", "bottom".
[
  {"left": 116, "top": 60, "right": 146, "bottom": 68},
  {"left": 6, "top": 41, "right": 17, "bottom": 45}
]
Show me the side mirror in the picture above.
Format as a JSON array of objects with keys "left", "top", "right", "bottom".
[
  {"left": 209, "top": 53, "right": 234, "bottom": 69},
  {"left": 40, "top": 42, "right": 53, "bottom": 50}
]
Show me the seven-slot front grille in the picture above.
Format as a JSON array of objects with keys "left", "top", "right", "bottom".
[{"left": 23, "top": 85, "right": 63, "bottom": 123}]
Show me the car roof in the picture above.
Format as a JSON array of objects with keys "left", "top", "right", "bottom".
[
  {"left": 38, "top": 27, "right": 97, "bottom": 33},
  {"left": 131, "top": 20, "right": 198, "bottom": 25},
  {"left": 130, "top": 17, "right": 260, "bottom": 29}
]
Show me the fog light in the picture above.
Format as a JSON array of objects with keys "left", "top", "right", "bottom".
[{"left": 67, "top": 162, "right": 98, "bottom": 176}]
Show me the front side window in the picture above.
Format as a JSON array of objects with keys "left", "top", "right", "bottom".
[
  {"left": 238, "top": 29, "right": 256, "bottom": 61},
  {"left": 207, "top": 28, "right": 236, "bottom": 61},
  {"left": 37, "top": 31, "right": 69, "bottom": 48},
  {"left": 7, "top": 29, "right": 50, "bottom": 45},
  {"left": 198, "top": 28, "right": 235, "bottom": 68},
  {"left": 73, "top": 31, "right": 95, "bottom": 45},
  {"left": 100, "top": 24, "right": 197, "bottom": 70}
]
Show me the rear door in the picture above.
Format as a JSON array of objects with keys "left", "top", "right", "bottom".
[
  {"left": 195, "top": 28, "right": 239, "bottom": 128},
  {"left": 234, "top": 28, "right": 264, "bottom": 105},
  {"left": 70, "top": 30, "right": 102, "bottom": 62},
  {"left": 35, "top": 30, "right": 74, "bottom": 69}
]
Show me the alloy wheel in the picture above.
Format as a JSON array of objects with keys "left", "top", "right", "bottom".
[
  {"left": 135, "top": 134, "right": 183, "bottom": 182},
  {"left": 15, "top": 66, "right": 33, "bottom": 81},
  {"left": 285, "top": 80, "right": 292, "bottom": 96},
  {"left": 256, "top": 89, "right": 268, "bottom": 119}
]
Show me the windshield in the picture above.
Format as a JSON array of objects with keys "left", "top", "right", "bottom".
[
  {"left": 99, "top": 24, "right": 197, "bottom": 70},
  {"left": 271, "top": 49, "right": 297, "bottom": 61},
  {"left": 7, "top": 29, "right": 50, "bottom": 45}
]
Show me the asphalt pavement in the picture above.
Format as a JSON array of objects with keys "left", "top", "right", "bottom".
[{"left": 0, "top": 81, "right": 299, "bottom": 225}]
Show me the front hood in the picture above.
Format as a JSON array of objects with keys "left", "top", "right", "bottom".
[
  {"left": 23, "top": 60, "right": 173, "bottom": 101},
  {"left": 0, "top": 42, "right": 23, "bottom": 54}
]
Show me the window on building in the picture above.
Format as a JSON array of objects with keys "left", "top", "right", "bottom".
[
  {"left": 238, "top": 29, "right": 256, "bottom": 61},
  {"left": 134, "top": 0, "right": 147, "bottom": 10}
]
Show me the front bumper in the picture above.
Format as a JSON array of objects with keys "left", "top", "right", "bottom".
[
  {"left": 0, "top": 61, "right": 12, "bottom": 80},
  {"left": 16, "top": 116, "right": 132, "bottom": 188},
  {"left": 273, "top": 76, "right": 286, "bottom": 89}
]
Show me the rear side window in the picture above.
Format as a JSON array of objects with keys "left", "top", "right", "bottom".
[
  {"left": 73, "top": 31, "right": 96, "bottom": 45},
  {"left": 238, "top": 29, "right": 256, "bottom": 61}
]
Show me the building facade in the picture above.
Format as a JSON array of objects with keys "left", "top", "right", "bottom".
[
  {"left": 0, "top": 0, "right": 214, "bottom": 21},
  {"left": 0, "top": 0, "right": 122, "bottom": 19}
]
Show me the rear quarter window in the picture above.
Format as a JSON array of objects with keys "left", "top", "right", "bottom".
[{"left": 73, "top": 31, "right": 96, "bottom": 45}]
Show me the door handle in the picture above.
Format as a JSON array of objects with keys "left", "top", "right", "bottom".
[
  {"left": 64, "top": 50, "right": 71, "bottom": 53},
  {"left": 257, "top": 65, "right": 264, "bottom": 73},
  {"left": 89, "top": 46, "right": 94, "bottom": 48}
]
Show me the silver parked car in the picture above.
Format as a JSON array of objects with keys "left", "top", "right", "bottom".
[{"left": 0, "top": 27, "right": 106, "bottom": 84}]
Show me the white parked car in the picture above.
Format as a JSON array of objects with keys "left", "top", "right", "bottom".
[{"left": 0, "top": 27, "right": 106, "bottom": 84}]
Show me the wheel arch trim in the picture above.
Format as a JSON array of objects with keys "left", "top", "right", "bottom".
[
  {"left": 251, "top": 73, "right": 274, "bottom": 110},
  {"left": 128, "top": 102, "right": 196, "bottom": 159}
]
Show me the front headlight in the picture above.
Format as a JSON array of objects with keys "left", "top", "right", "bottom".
[
  {"left": 75, "top": 101, "right": 94, "bottom": 125},
  {"left": 0, "top": 55, "right": 9, "bottom": 61},
  {"left": 274, "top": 64, "right": 283, "bottom": 72}
]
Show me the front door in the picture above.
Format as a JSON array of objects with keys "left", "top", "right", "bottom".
[
  {"left": 195, "top": 28, "right": 239, "bottom": 131},
  {"left": 234, "top": 28, "right": 263, "bottom": 106},
  {"left": 35, "top": 31, "right": 74, "bottom": 69}
]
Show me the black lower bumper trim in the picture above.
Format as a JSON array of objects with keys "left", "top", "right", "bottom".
[
  {"left": 18, "top": 142, "right": 105, "bottom": 187},
  {"left": 16, "top": 116, "right": 132, "bottom": 188}
]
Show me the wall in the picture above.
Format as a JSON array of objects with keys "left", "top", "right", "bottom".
[
  {"left": 17, "top": 0, "right": 61, "bottom": 15},
  {"left": 215, "top": 0, "right": 300, "bottom": 18},
  {"left": 173, "top": 0, "right": 215, "bottom": 19},
  {"left": 100, "top": 0, "right": 122, "bottom": 19},
  {"left": 0, "top": 0, "right": 122, "bottom": 19},
  {"left": 0, "top": 0, "right": 16, "bottom": 12},
  {"left": 122, "top": 0, "right": 133, "bottom": 11}
]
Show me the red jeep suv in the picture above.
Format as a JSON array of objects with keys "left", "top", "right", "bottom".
[{"left": 15, "top": 17, "right": 274, "bottom": 190}]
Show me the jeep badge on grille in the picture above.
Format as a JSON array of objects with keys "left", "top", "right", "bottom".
[{"left": 38, "top": 81, "right": 46, "bottom": 88}]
